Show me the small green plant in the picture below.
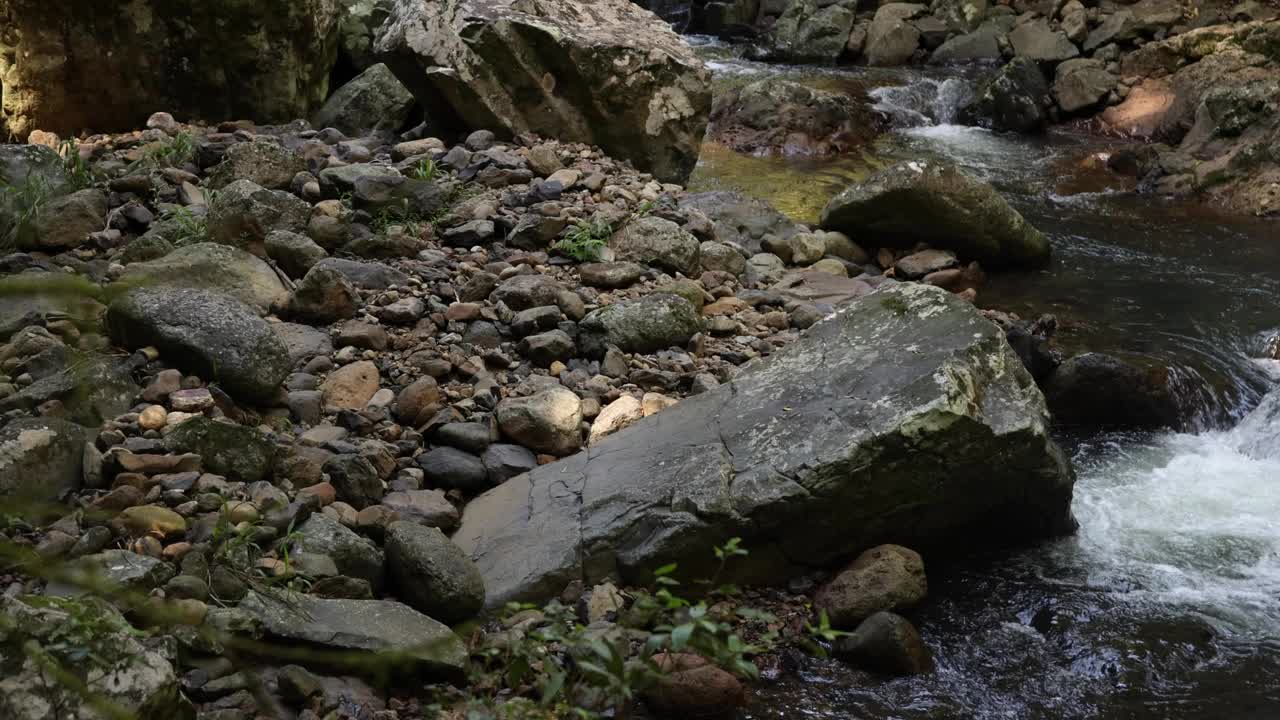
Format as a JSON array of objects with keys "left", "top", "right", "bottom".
[
  {"left": 409, "top": 157, "right": 438, "bottom": 182},
  {"left": 881, "top": 295, "right": 910, "bottom": 315},
  {"left": 802, "top": 609, "right": 851, "bottom": 659},
  {"left": 129, "top": 131, "right": 195, "bottom": 171},
  {"left": 169, "top": 206, "right": 208, "bottom": 246},
  {"left": 554, "top": 217, "right": 612, "bottom": 263},
  {"left": 0, "top": 173, "right": 51, "bottom": 249},
  {"left": 372, "top": 198, "right": 423, "bottom": 235},
  {"left": 59, "top": 140, "right": 95, "bottom": 191}
]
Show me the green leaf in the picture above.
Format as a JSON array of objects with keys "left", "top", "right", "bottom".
[{"left": 671, "top": 623, "right": 694, "bottom": 650}]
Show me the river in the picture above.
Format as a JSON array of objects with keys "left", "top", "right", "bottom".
[{"left": 686, "top": 39, "right": 1280, "bottom": 720}]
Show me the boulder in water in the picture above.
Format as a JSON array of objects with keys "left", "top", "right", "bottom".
[
  {"left": 1043, "top": 352, "right": 1181, "bottom": 429},
  {"left": 820, "top": 159, "right": 1051, "bottom": 268},
  {"left": 454, "top": 283, "right": 1076, "bottom": 608},
  {"left": 960, "top": 56, "right": 1053, "bottom": 133},
  {"left": 373, "top": 0, "right": 711, "bottom": 183},
  {"left": 770, "top": 0, "right": 857, "bottom": 62}
]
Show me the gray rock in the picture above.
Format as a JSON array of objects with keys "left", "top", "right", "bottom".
[
  {"left": 579, "top": 293, "right": 702, "bottom": 357},
  {"left": 865, "top": 4, "right": 924, "bottom": 67},
  {"left": 418, "top": 447, "right": 488, "bottom": 493},
  {"left": 820, "top": 159, "right": 1050, "bottom": 268},
  {"left": 609, "top": 216, "right": 701, "bottom": 277},
  {"left": 895, "top": 249, "right": 959, "bottom": 280},
  {"left": 207, "top": 179, "right": 311, "bottom": 256},
  {"left": 495, "top": 387, "right": 583, "bottom": 456},
  {"left": 520, "top": 329, "right": 576, "bottom": 367},
  {"left": 373, "top": 0, "right": 711, "bottom": 183},
  {"left": 930, "top": 27, "right": 1003, "bottom": 64},
  {"left": 385, "top": 521, "right": 485, "bottom": 623},
  {"left": 1053, "top": 58, "right": 1117, "bottom": 114},
  {"left": 1009, "top": 19, "right": 1079, "bottom": 62},
  {"left": 66, "top": 550, "right": 176, "bottom": 594},
  {"left": 491, "top": 274, "right": 567, "bottom": 311},
  {"left": 28, "top": 189, "right": 107, "bottom": 250},
  {"left": 164, "top": 417, "right": 275, "bottom": 483},
  {"left": 0, "top": 417, "right": 86, "bottom": 508},
  {"left": 961, "top": 56, "right": 1053, "bottom": 133},
  {"left": 238, "top": 592, "right": 466, "bottom": 679},
  {"left": 207, "top": 141, "right": 306, "bottom": 191},
  {"left": 0, "top": 355, "right": 136, "bottom": 427},
  {"left": 287, "top": 265, "right": 359, "bottom": 323},
  {"left": 579, "top": 261, "right": 647, "bottom": 289},
  {"left": 273, "top": 322, "right": 334, "bottom": 365},
  {"left": 118, "top": 242, "right": 290, "bottom": 312},
  {"left": 106, "top": 287, "right": 291, "bottom": 402},
  {"left": 481, "top": 443, "right": 538, "bottom": 486},
  {"left": 311, "top": 257, "right": 409, "bottom": 289},
  {"left": 266, "top": 230, "right": 328, "bottom": 279},
  {"left": 325, "top": 453, "right": 384, "bottom": 509},
  {"left": 455, "top": 284, "right": 1076, "bottom": 608},
  {"left": 313, "top": 63, "right": 415, "bottom": 136},
  {"left": 382, "top": 489, "right": 460, "bottom": 531},
  {"left": 292, "top": 514, "right": 386, "bottom": 590},
  {"left": 680, "top": 191, "right": 802, "bottom": 255},
  {"left": 770, "top": 0, "right": 857, "bottom": 62}
]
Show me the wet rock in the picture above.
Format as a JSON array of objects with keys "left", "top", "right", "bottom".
[
  {"left": 610, "top": 216, "right": 701, "bottom": 277},
  {"left": 962, "top": 56, "right": 1053, "bottom": 133},
  {"left": 106, "top": 287, "right": 291, "bottom": 403},
  {"left": 1043, "top": 353, "right": 1180, "bottom": 429},
  {"left": 832, "top": 611, "right": 932, "bottom": 675},
  {"left": 895, "top": 249, "right": 959, "bottom": 280},
  {"left": 456, "top": 284, "right": 1076, "bottom": 607},
  {"left": 708, "top": 78, "right": 886, "bottom": 156},
  {"left": 313, "top": 63, "right": 415, "bottom": 136},
  {"left": 374, "top": 0, "right": 711, "bottom": 183},
  {"left": 820, "top": 160, "right": 1050, "bottom": 268},
  {"left": 385, "top": 521, "right": 486, "bottom": 623},
  {"left": 578, "top": 293, "right": 702, "bottom": 357},
  {"left": 238, "top": 592, "right": 467, "bottom": 679},
  {"left": 495, "top": 386, "right": 583, "bottom": 456},
  {"left": 814, "top": 545, "right": 927, "bottom": 629},
  {"left": 164, "top": 418, "right": 275, "bottom": 483}
]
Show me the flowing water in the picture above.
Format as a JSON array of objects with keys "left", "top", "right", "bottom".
[{"left": 687, "top": 39, "right": 1280, "bottom": 719}]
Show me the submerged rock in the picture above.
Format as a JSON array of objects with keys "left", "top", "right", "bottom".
[
  {"left": 1043, "top": 352, "right": 1181, "bottom": 429},
  {"left": 373, "top": 0, "right": 711, "bottom": 183},
  {"left": 455, "top": 284, "right": 1076, "bottom": 608},
  {"left": 820, "top": 160, "right": 1050, "bottom": 268}
]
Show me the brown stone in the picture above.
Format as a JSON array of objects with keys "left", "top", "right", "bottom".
[
  {"left": 645, "top": 653, "right": 747, "bottom": 718},
  {"left": 814, "top": 544, "right": 927, "bottom": 629},
  {"left": 321, "top": 361, "right": 381, "bottom": 411}
]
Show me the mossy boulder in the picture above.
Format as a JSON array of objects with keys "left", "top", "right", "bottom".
[
  {"left": 578, "top": 293, "right": 703, "bottom": 358},
  {"left": 164, "top": 417, "right": 275, "bottom": 483},
  {"left": 820, "top": 159, "right": 1051, "bottom": 268},
  {"left": 118, "top": 243, "right": 289, "bottom": 313}
]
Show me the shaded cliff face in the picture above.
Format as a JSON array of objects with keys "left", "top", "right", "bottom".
[
  {"left": 373, "top": 0, "right": 713, "bottom": 183},
  {"left": 0, "top": 0, "right": 342, "bottom": 137}
]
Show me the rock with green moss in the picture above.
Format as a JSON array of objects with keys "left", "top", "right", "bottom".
[
  {"left": 0, "top": 0, "right": 341, "bottom": 138},
  {"left": 118, "top": 243, "right": 289, "bottom": 312},
  {"left": 0, "top": 595, "right": 187, "bottom": 720},
  {"left": 164, "top": 417, "right": 275, "bottom": 482},
  {"left": 206, "top": 179, "right": 311, "bottom": 256},
  {"left": 455, "top": 283, "right": 1076, "bottom": 608},
  {"left": 0, "top": 417, "right": 86, "bottom": 507},
  {"left": 820, "top": 159, "right": 1050, "bottom": 268},
  {"left": 312, "top": 63, "right": 415, "bottom": 136},
  {"left": 578, "top": 293, "right": 703, "bottom": 358},
  {"left": 770, "top": 0, "right": 857, "bottom": 62}
]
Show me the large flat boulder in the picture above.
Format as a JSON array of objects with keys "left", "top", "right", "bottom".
[
  {"left": 118, "top": 243, "right": 289, "bottom": 313},
  {"left": 0, "top": 0, "right": 341, "bottom": 137},
  {"left": 373, "top": 0, "right": 711, "bottom": 183},
  {"left": 819, "top": 159, "right": 1050, "bottom": 268},
  {"left": 105, "top": 288, "right": 291, "bottom": 403},
  {"left": 454, "top": 283, "right": 1077, "bottom": 608}
]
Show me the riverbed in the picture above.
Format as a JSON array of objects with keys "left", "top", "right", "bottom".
[{"left": 687, "top": 39, "right": 1280, "bottom": 720}]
